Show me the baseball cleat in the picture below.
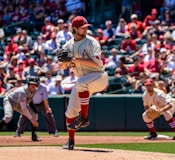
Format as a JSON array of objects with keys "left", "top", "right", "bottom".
[
  {"left": 144, "top": 132, "right": 158, "bottom": 140},
  {"left": 172, "top": 136, "right": 175, "bottom": 140},
  {"left": 53, "top": 130, "right": 59, "bottom": 137},
  {"left": 14, "top": 133, "right": 21, "bottom": 137},
  {"left": 32, "top": 135, "right": 42, "bottom": 141},
  {"left": 62, "top": 138, "right": 74, "bottom": 150},
  {"left": 67, "top": 115, "right": 89, "bottom": 130}
]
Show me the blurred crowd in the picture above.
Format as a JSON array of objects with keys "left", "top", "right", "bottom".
[{"left": 1, "top": 0, "right": 175, "bottom": 95}]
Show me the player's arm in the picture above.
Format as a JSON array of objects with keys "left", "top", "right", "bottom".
[
  {"left": 159, "top": 103, "right": 172, "bottom": 113},
  {"left": 20, "top": 101, "right": 38, "bottom": 127}
]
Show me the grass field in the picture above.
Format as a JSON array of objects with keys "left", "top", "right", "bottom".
[{"left": 0, "top": 131, "right": 175, "bottom": 154}]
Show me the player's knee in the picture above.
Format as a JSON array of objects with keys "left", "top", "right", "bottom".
[
  {"left": 142, "top": 112, "right": 152, "bottom": 123},
  {"left": 3, "top": 116, "right": 13, "bottom": 123},
  {"left": 75, "top": 81, "right": 87, "bottom": 91}
]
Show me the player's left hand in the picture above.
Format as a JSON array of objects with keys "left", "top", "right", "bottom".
[{"left": 46, "top": 107, "right": 52, "bottom": 114}]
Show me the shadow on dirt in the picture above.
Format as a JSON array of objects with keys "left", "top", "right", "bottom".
[{"left": 75, "top": 148, "right": 112, "bottom": 153}]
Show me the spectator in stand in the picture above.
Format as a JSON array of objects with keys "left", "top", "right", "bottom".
[
  {"left": 160, "top": 0, "right": 175, "bottom": 20},
  {"left": 164, "top": 32, "right": 174, "bottom": 49},
  {"left": 44, "top": 69, "right": 55, "bottom": 85},
  {"left": 61, "top": 69, "right": 78, "bottom": 94},
  {"left": 115, "top": 18, "right": 127, "bottom": 37},
  {"left": 106, "top": 48, "right": 121, "bottom": 69},
  {"left": 54, "top": 19, "right": 65, "bottom": 32},
  {"left": 101, "top": 50, "right": 108, "bottom": 68},
  {"left": 143, "top": 8, "right": 159, "bottom": 27},
  {"left": 14, "top": 60, "right": 26, "bottom": 80},
  {"left": 130, "top": 34, "right": 155, "bottom": 58},
  {"left": 10, "top": 55, "right": 18, "bottom": 69},
  {"left": 16, "top": 46, "right": 25, "bottom": 61},
  {"left": 56, "top": 23, "right": 73, "bottom": 43},
  {"left": 160, "top": 9, "right": 174, "bottom": 27},
  {"left": 128, "top": 22, "right": 142, "bottom": 42},
  {"left": 94, "top": 28, "right": 108, "bottom": 46},
  {"left": 22, "top": 58, "right": 42, "bottom": 78},
  {"left": 154, "top": 34, "right": 170, "bottom": 54},
  {"left": 36, "top": 50, "right": 47, "bottom": 67},
  {"left": 31, "top": 35, "right": 45, "bottom": 55},
  {"left": 20, "top": 30, "right": 33, "bottom": 50},
  {"left": 0, "top": 77, "right": 6, "bottom": 96},
  {"left": 10, "top": 6, "right": 21, "bottom": 23},
  {"left": 47, "top": 75, "right": 65, "bottom": 95},
  {"left": 114, "top": 56, "right": 128, "bottom": 76},
  {"left": 33, "top": 1, "right": 45, "bottom": 31},
  {"left": 127, "top": 14, "right": 145, "bottom": 33},
  {"left": 151, "top": 33, "right": 159, "bottom": 45},
  {"left": 150, "top": 20, "right": 165, "bottom": 37},
  {"left": 145, "top": 52, "right": 164, "bottom": 78},
  {"left": 128, "top": 56, "right": 145, "bottom": 78},
  {"left": 41, "top": 17, "right": 54, "bottom": 38},
  {"left": 120, "top": 33, "right": 137, "bottom": 54},
  {"left": 19, "top": 6, "right": 30, "bottom": 22},
  {"left": 12, "top": 28, "right": 24, "bottom": 45},
  {"left": 0, "top": 12, "right": 6, "bottom": 26},
  {"left": 42, "top": 55, "right": 58, "bottom": 76},
  {"left": 45, "top": 31, "right": 60, "bottom": 54},
  {"left": 4, "top": 65, "right": 20, "bottom": 90},
  {"left": 159, "top": 48, "right": 168, "bottom": 62},
  {"left": 103, "top": 20, "right": 116, "bottom": 43},
  {"left": 143, "top": 47, "right": 155, "bottom": 63},
  {"left": 4, "top": 37, "right": 18, "bottom": 56},
  {"left": 24, "top": 53, "right": 31, "bottom": 67}
]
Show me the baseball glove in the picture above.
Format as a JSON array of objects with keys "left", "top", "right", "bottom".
[
  {"left": 145, "top": 105, "right": 161, "bottom": 120},
  {"left": 58, "top": 49, "right": 72, "bottom": 62}
]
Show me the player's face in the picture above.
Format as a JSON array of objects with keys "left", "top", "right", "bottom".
[
  {"left": 145, "top": 84, "right": 154, "bottom": 93},
  {"left": 76, "top": 27, "right": 88, "bottom": 38},
  {"left": 28, "top": 84, "right": 38, "bottom": 92}
]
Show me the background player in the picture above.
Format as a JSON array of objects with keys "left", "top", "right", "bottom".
[
  {"left": 0, "top": 76, "right": 40, "bottom": 141},
  {"left": 59, "top": 16, "right": 108, "bottom": 150},
  {"left": 142, "top": 78, "right": 175, "bottom": 140},
  {"left": 15, "top": 78, "right": 58, "bottom": 137}
]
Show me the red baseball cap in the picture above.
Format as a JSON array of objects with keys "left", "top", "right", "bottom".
[
  {"left": 72, "top": 16, "right": 91, "bottom": 28},
  {"left": 144, "top": 78, "right": 154, "bottom": 85}
]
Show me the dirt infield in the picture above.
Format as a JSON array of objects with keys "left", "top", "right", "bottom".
[{"left": 0, "top": 135, "right": 175, "bottom": 160}]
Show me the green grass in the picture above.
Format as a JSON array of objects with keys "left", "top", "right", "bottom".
[
  {"left": 1, "top": 131, "right": 175, "bottom": 154},
  {"left": 0, "top": 131, "right": 174, "bottom": 136},
  {"left": 77, "top": 143, "right": 175, "bottom": 154}
]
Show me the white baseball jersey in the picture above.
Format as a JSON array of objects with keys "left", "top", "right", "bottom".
[
  {"left": 143, "top": 88, "right": 175, "bottom": 121},
  {"left": 63, "top": 35, "right": 109, "bottom": 118},
  {"left": 63, "top": 35, "right": 105, "bottom": 77}
]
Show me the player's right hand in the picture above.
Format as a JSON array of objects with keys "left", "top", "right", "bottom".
[{"left": 30, "top": 119, "right": 39, "bottom": 127}]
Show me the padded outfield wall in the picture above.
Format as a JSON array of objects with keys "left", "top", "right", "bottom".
[{"left": 0, "top": 95, "right": 171, "bottom": 131}]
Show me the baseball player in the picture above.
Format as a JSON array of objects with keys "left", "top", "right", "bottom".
[
  {"left": 14, "top": 80, "right": 58, "bottom": 137},
  {"left": 58, "top": 16, "right": 109, "bottom": 150},
  {"left": 142, "top": 78, "right": 175, "bottom": 140},
  {"left": 0, "top": 76, "right": 41, "bottom": 141}
]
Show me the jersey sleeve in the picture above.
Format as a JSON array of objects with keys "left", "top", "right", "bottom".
[
  {"left": 42, "top": 86, "right": 49, "bottom": 100},
  {"left": 87, "top": 40, "right": 103, "bottom": 65}
]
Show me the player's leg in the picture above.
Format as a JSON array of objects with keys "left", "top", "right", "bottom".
[
  {"left": 15, "top": 114, "right": 28, "bottom": 137},
  {"left": 28, "top": 106, "right": 41, "bottom": 141},
  {"left": 63, "top": 86, "right": 80, "bottom": 150},
  {"left": 37, "top": 103, "right": 58, "bottom": 136},
  {"left": 67, "top": 72, "right": 108, "bottom": 130},
  {"left": 0, "top": 99, "right": 13, "bottom": 129},
  {"left": 163, "top": 110, "right": 175, "bottom": 139},
  {"left": 142, "top": 111, "right": 158, "bottom": 139}
]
